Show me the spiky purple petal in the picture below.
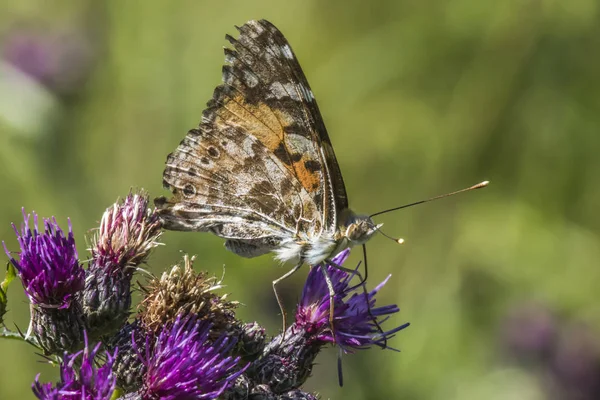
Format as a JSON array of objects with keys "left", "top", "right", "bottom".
[
  {"left": 296, "top": 248, "right": 409, "bottom": 352},
  {"left": 3, "top": 209, "right": 84, "bottom": 308},
  {"left": 140, "top": 314, "right": 248, "bottom": 400},
  {"left": 32, "top": 333, "right": 117, "bottom": 400}
]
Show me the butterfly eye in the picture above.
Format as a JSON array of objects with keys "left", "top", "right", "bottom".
[{"left": 182, "top": 184, "right": 196, "bottom": 198}]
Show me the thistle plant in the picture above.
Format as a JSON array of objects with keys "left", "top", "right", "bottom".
[
  {"left": 0, "top": 190, "right": 409, "bottom": 399},
  {"left": 32, "top": 332, "right": 117, "bottom": 400},
  {"left": 4, "top": 211, "right": 86, "bottom": 354},
  {"left": 84, "top": 191, "right": 162, "bottom": 339}
]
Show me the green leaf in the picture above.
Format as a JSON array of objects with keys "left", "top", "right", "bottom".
[{"left": 0, "top": 263, "right": 16, "bottom": 323}]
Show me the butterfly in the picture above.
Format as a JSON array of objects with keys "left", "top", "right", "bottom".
[
  {"left": 155, "top": 20, "right": 379, "bottom": 272},
  {"left": 153, "top": 19, "right": 384, "bottom": 329},
  {"left": 154, "top": 19, "right": 488, "bottom": 323}
]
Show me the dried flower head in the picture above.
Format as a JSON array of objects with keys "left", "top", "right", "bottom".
[
  {"left": 139, "top": 314, "right": 248, "bottom": 400},
  {"left": 32, "top": 333, "right": 117, "bottom": 400},
  {"left": 139, "top": 255, "right": 238, "bottom": 338}
]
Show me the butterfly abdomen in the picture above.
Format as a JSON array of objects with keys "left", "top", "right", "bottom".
[{"left": 273, "top": 234, "right": 340, "bottom": 266}]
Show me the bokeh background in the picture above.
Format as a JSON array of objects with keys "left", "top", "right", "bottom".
[{"left": 1, "top": 1, "right": 599, "bottom": 399}]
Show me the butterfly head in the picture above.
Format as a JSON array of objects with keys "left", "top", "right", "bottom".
[{"left": 340, "top": 212, "right": 382, "bottom": 246}]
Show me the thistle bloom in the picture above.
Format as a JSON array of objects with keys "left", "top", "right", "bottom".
[
  {"left": 32, "top": 333, "right": 117, "bottom": 400},
  {"left": 4, "top": 210, "right": 84, "bottom": 309},
  {"left": 296, "top": 248, "right": 409, "bottom": 352},
  {"left": 3, "top": 210, "right": 86, "bottom": 353},
  {"left": 139, "top": 314, "right": 248, "bottom": 400},
  {"left": 247, "top": 249, "right": 408, "bottom": 393}
]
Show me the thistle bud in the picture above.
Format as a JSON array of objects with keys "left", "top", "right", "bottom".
[{"left": 84, "top": 191, "right": 162, "bottom": 338}]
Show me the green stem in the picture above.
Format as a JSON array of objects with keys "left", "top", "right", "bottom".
[{"left": 0, "top": 326, "right": 40, "bottom": 348}]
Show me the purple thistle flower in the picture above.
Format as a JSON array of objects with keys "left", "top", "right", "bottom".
[
  {"left": 248, "top": 249, "right": 408, "bottom": 392},
  {"left": 296, "top": 249, "right": 409, "bottom": 352},
  {"left": 32, "top": 333, "right": 117, "bottom": 400},
  {"left": 139, "top": 314, "right": 248, "bottom": 400},
  {"left": 3, "top": 209, "right": 84, "bottom": 309}
]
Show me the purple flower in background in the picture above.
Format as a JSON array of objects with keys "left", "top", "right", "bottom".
[
  {"left": 139, "top": 314, "right": 248, "bottom": 400},
  {"left": 499, "top": 302, "right": 558, "bottom": 363},
  {"left": 3, "top": 209, "right": 84, "bottom": 309},
  {"left": 296, "top": 249, "right": 409, "bottom": 352},
  {"left": 549, "top": 323, "right": 600, "bottom": 400},
  {"left": 499, "top": 304, "right": 600, "bottom": 400},
  {"left": 2, "top": 28, "right": 95, "bottom": 95},
  {"left": 32, "top": 333, "right": 117, "bottom": 400}
]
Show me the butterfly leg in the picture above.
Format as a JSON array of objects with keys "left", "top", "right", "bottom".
[
  {"left": 272, "top": 261, "right": 304, "bottom": 336},
  {"left": 323, "top": 259, "right": 363, "bottom": 341},
  {"left": 326, "top": 253, "right": 388, "bottom": 349},
  {"left": 319, "top": 263, "right": 338, "bottom": 344}
]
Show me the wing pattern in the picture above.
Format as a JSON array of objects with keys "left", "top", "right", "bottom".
[{"left": 156, "top": 20, "right": 347, "bottom": 255}]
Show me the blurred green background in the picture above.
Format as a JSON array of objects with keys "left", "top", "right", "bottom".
[{"left": 1, "top": 0, "right": 600, "bottom": 399}]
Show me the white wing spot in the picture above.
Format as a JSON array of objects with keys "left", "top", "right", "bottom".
[
  {"left": 298, "top": 84, "right": 314, "bottom": 102},
  {"left": 283, "top": 82, "right": 301, "bottom": 101},
  {"left": 281, "top": 44, "right": 294, "bottom": 60},
  {"left": 267, "top": 82, "right": 301, "bottom": 101},
  {"left": 267, "top": 82, "right": 287, "bottom": 100}
]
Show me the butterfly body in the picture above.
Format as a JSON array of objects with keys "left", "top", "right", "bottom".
[
  {"left": 157, "top": 196, "right": 378, "bottom": 266},
  {"left": 155, "top": 20, "right": 380, "bottom": 268}
]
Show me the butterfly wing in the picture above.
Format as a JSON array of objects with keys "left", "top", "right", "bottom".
[
  {"left": 156, "top": 20, "right": 347, "bottom": 254},
  {"left": 234, "top": 20, "right": 349, "bottom": 229}
]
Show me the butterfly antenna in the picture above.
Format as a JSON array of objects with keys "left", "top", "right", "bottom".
[
  {"left": 372, "top": 224, "right": 405, "bottom": 244},
  {"left": 369, "top": 180, "right": 489, "bottom": 218}
]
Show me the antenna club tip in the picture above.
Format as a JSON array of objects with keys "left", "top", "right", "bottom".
[
  {"left": 397, "top": 238, "right": 405, "bottom": 244},
  {"left": 473, "top": 180, "right": 489, "bottom": 189}
]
